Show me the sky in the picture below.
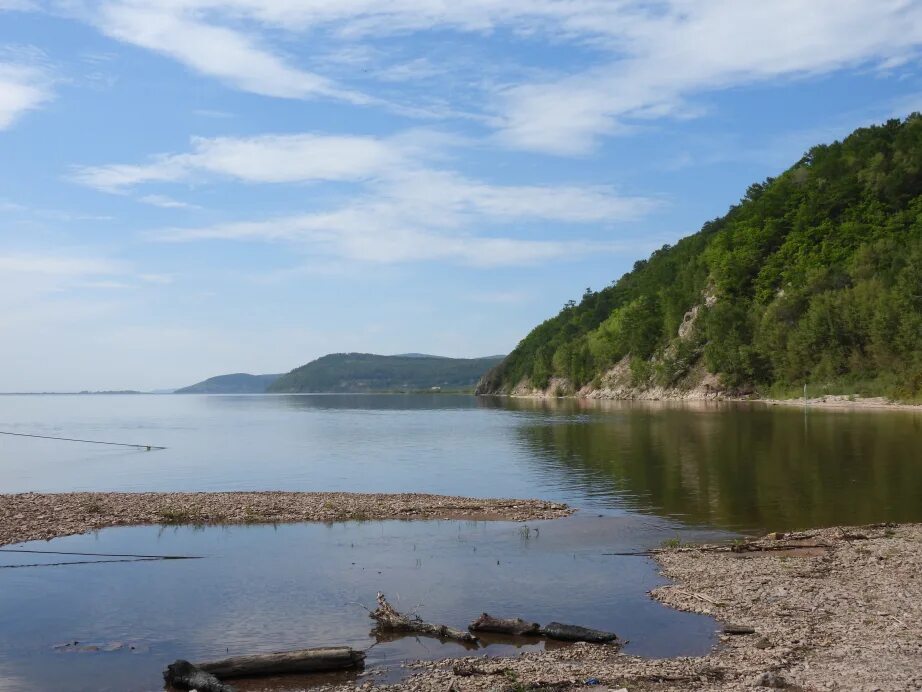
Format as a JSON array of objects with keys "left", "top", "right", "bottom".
[{"left": 4, "top": 1, "right": 922, "bottom": 391}]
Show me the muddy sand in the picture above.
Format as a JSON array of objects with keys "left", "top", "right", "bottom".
[{"left": 0, "top": 491, "right": 571, "bottom": 547}]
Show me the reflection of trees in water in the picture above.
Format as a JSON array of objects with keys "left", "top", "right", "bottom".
[{"left": 500, "top": 399, "right": 922, "bottom": 532}]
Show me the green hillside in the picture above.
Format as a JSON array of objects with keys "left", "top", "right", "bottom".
[
  {"left": 268, "top": 353, "right": 505, "bottom": 393},
  {"left": 478, "top": 115, "right": 922, "bottom": 401},
  {"left": 175, "top": 373, "right": 281, "bottom": 394}
]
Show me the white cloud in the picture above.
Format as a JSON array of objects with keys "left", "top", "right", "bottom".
[
  {"left": 138, "top": 272, "right": 173, "bottom": 284},
  {"left": 72, "top": 131, "right": 655, "bottom": 221},
  {"left": 73, "top": 127, "right": 655, "bottom": 268},
  {"left": 0, "top": 1, "right": 36, "bottom": 10},
  {"left": 146, "top": 167, "right": 651, "bottom": 267},
  {"left": 86, "top": 1, "right": 369, "bottom": 103},
  {"left": 0, "top": 253, "right": 121, "bottom": 278},
  {"left": 495, "top": 1, "right": 922, "bottom": 154},
  {"left": 153, "top": 212, "right": 620, "bottom": 268},
  {"left": 73, "top": 132, "right": 410, "bottom": 191},
  {"left": 59, "top": 1, "right": 922, "bottom": 155},
  {"left": 138, "top": 193, "right": 199, "bottom": 209},
  {"left": 0, "top": 61, "right": 52, "bottom": 129}
]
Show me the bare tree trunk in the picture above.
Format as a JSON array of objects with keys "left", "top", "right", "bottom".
[
  {"left": 198, "top": 647, "right": 365, "bottom": 677},
  {"left": 164, "top": 647, "right": 365, "bottom": 689},
  {"left": 370, "top": 592, "right": 477, "bottom": 643}
]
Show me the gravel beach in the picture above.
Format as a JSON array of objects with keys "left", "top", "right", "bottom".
[
  {"left": 352, "top": 523, "right": 922, "bottom": 692},
  {"left": 0, "top": 491, "right": 571, "bottom": 547}
]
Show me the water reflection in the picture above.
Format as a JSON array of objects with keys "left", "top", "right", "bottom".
[
  {"left": 492, "top": 397, "right": 922, "bottom": 532},
  {"left": 2, "top": 393, "right": 920, "bottom": 532},
  {"left": 0, "top": 517, "right": 718, "bottom": 692}
]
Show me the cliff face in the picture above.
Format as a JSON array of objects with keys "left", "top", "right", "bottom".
[
  {"left": 480, "top": 294, "right": 724, "bottom": 400},
  {"left": 477, "top": 116, "right": 922, "bottom": 401}
]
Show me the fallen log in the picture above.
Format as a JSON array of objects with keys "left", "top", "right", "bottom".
[
  {"left": 723, "top": 624, "right": 756, "bottom": 635},
  {"left": 371, "top": 592, "right": 477, "bottom": 643},
  {"left": 539, "top": 622, "right": 620, "bottom": 644},
  {"left": 469, "top": 613, "right": 541, "bottom": 636},
  {"left": 164, "top": 659, "right": 236, "bottom": 692},
  {"left": 196, "top": 647, "right": 365, "bottom": 678}
]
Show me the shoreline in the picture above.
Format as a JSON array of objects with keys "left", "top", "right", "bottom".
[
  {"left": 364, "top": 523, "right": 921, "bottom": 691},
  {"left": 4, "top": 494, "right": 920, "bottom": 689},
  {"left": 0, "top": 491, "right": 571, "bottom": 547},
  {"left": 493, "top": 391, "right": 922, "bottom": 412}
]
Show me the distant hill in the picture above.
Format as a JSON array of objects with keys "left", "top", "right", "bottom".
[
  {"left": 175, "top": 373, "right": 282, "bottom": 394},
  {"left": 268, "top": 353, "right": 505, "bottom": 393},
  {"left": 478, "top": 115, "right": 922, "bottom": 401}
]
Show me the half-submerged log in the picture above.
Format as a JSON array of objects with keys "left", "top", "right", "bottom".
[
  {"left": 540, "top": 622, "right": 620, "bottom": 644},
  {"left": 469, "top": 613, "right": 541, "bottom": 636},
  {"left": 164, "top": 659, "right": 236, "bottom": 692},
  {"left": 197, "top": 647, "right": 365, "bottom": 678},
  {"left": 371, "top": 592, "right": 477, "bottom": 643}
]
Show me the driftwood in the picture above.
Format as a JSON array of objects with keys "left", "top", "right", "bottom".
[
  {"left": 723, "top": 624, "right": 756, "bottom": 635},
  {"left": 731, "top": 542, "right": 829, "bottom": 554},
  {"left": 164, "top": 647, "right": 364, "bottom": 689},
  {"left": 198, "top": 647, "right": 365, "bottom": 678},
  {"left": 371, "top": 592, "right": 477, "bottom": 642},
  {"left": 164, "top": 659, "right": 235, "bottom": 692},
  {"left": 539, "top": 622, "right": 620, "bottom": 644},
  {"left": 469, "top": 613, "right": 541, "bottom": 636}
]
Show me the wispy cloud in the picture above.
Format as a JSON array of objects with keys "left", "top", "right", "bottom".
[
  {"left": 138, "top": 193, "right": 199, "bottom": 209},
  {"left": 74, "top": 127, "right": 656, "bottom": 268},
  {"left": 54, "top": 1, "right": 922, "bottom": 155},
  {"left": 0, "top": 253, "right": 121, "bottom": 277},
  {"left": 0, "top": 59, "right": 53, "bottom": 129},
  {"left": 74, "top": 1, "right": 371, "bottom": 105},
  {"left": 146, "top": 166, "right": 654, "bottom": 267},
  {"left": 72, "top": 132, "right": 413, "bottom": 191},
  {"left": 494, "top": 1, "right": 922, "bottom": 154},
  {"left": 153, "top": 212, "right": 624, "bottom": 268}
]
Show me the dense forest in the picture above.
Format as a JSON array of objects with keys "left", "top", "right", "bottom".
[
  {"left": 269, "top": 353, "right": 504, "bottom": 393},
  {"left": 478, "top": 115, "right": 922, "bottom": 400}
]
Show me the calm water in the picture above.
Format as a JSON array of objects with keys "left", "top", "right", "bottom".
[{"left": 2, "top": 394, "right": 921, "bottom": 691}]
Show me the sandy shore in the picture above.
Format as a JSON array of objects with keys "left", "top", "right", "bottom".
[
  {"left": 0, "top": 491, "right": 572, "bottom": 547},
  {"left": 354, "top": 523, "right": 922, "bottom": 692}
]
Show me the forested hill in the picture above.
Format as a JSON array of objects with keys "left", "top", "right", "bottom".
[
  {"left": 477, "top": 115, "right": 922, "bottom": 400},
  {"left": 176, "top": 373, "right": 282, "bottom": 394},
  {"left": 268, "top": 353, "right": 505, "bottom": 393}
]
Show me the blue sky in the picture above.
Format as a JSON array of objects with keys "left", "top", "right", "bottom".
[{"left": 3, "top": 1, "right": 922, "bottom": 390}]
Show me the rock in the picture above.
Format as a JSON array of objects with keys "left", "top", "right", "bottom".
[{"left": 753, "top": 671, "right": 789, "bottom": 688}]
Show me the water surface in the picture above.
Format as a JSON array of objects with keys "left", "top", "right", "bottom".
[
  {"left": 2, "top": 394, "right": 921, "bottom": 531},
  {"left": 2, "top": 394, "right": 921, "bottom": 691},
  {"left": 0, "top": 516, "right": 718, "bottom": 692}
]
